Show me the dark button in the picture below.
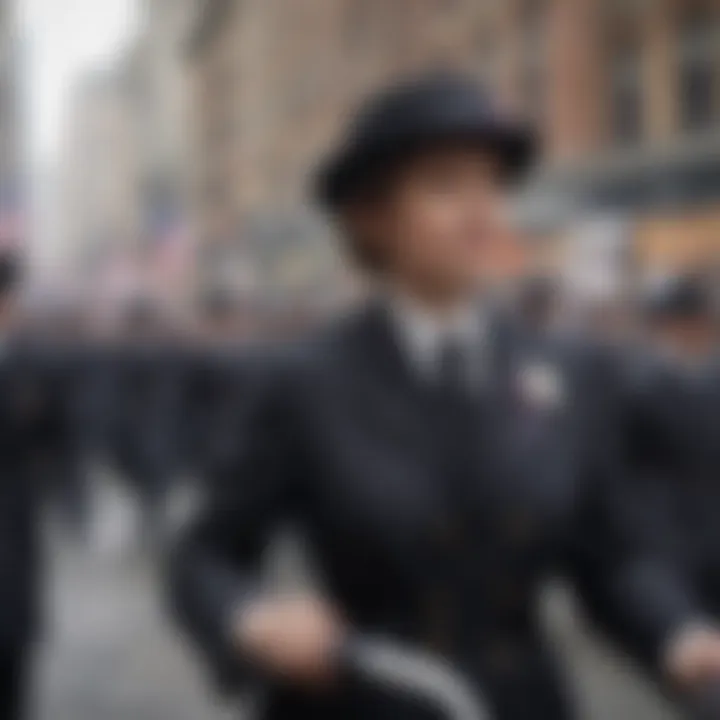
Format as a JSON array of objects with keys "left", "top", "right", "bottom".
[
  {"left": 492, "top": 577, "right": 526, "bottom": 614},
  {"left": 423, "top": 589, "right": 454, "bottom": 654},
  {"left": 482, "top": 638, "right": 524, "bottom": 674},
  {"left": 432, "top": 512, "right": 469, "bottom": 548},
  {"left": 503, "top": 509, "right": 535, "bottom": 545}
]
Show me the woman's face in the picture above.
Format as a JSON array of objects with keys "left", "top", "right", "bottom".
[{"left": 377, "top": 145, "right": 510, "bottom": 300}]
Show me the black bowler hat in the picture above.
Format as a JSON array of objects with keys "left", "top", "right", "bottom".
[
  {"left": 315, "top": 72, "right": 538, "bottom": 209},
  {"left": 643, "top": 274, "right": 714, "bottom": 321}
]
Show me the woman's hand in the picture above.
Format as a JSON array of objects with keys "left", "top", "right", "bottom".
[
  {"left": 233, "top": 595, "right": 346, "bottom": 687},
  {"left": 665, "top": 624, "right": 720, "bottom": 688}
]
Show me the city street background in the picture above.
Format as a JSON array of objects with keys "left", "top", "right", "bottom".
[{"left": 33, "top": 479, "right": 679, "bottom": 720}]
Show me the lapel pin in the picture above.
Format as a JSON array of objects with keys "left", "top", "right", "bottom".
[{"left": 517, "top": 362, "right": 565, "bottom": 409}]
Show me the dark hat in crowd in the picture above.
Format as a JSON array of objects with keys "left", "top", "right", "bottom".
[
  {"left": 643, "top": 274, "right": 714, "bottom": 321},
  {"left": 315, "top": 71, "right": 538, "bottom": 209}
]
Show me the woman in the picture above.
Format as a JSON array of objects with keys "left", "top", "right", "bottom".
[{"left": 171, "top": 73, "right": 720, "bottom": 720}]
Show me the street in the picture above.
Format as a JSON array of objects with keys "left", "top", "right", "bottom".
[
  {"left": 32, "top": 492, "right": 680, "bottom": 720},
  {"left": 35, "top": 543, "right": 236, "bottom": 720}
]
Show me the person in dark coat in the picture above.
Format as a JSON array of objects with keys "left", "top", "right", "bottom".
[
  {"left": 638, "top": 276, "right": 720, "bottom": 612},
  {"left": 179, "top": 289, "right": 249, "bottom": 481},
  {"left": 169, "top": 73, "right": 720, "bottom": 720},
  {"left": 643, "top": 274, "right": 718, "bottom": 367},
  {"left": 30, "top": 303, "right": 94, "bottom": 542},
  {"left": 106, "top": 300, "right": 185, "bottom": 541},
  {"left": 0, "top": 254, "right": 75, "bottom": 718}
]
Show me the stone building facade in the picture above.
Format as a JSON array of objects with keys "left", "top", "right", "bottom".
[{"left": 186, "top": 0, "right": 720, "bottom": 297}]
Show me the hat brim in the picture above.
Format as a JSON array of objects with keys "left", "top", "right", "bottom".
[{"left": 315, "top": 122, "right": 538, "bottom": 210}]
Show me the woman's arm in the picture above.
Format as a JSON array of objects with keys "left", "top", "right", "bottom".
[
  {"left": 167, "top": 357, "right": 300, "bottom": 689},
  {"left": 569, "top": 347, "right": 706, "bottom": 672},
  {"left": 167, "top": 352, "right": 344, "bottom": 692}
]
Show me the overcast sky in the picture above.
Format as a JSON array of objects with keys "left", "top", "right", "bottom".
[{"left": 20, "top": 0, "right": 139, "bottom": 164}]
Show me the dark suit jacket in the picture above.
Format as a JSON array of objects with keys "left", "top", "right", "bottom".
[{"left": 170, "top": 305, "right": 699, "bottom": 720}]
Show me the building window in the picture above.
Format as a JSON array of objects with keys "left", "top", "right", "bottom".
[
  {"left": 474, "top": 17, "right": 498, "bottom": 89},
  {"left": 609, "top": 39, "right": 643, "bottom": 145},
  {"left": 519, "top": 0, "right": 548, "bottom": 122},
  {"left": 345, "top": 0, "right": 377, "bottom": 55},
  {"left": 678, "top": 5, "right": 719, "bottom": 133},
  {"left": 433, "top": 0, "right": 462, "bottom": 12}
]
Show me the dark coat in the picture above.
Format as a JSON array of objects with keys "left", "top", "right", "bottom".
[
  {"left": 170, "top": 305, "right": 699, "bottom": 720},
  {"left": 180, "top": 344, "right": 269, "bottom": 484},
  {"left": 0, "top": 339, "right": 70, "bottom": 649},
  {"left": 627, "top": 353, "right": 720, "bottom": 614},
  {"left": 107, "top": 342, "right": 186, "bottom": 492},
  {"left": 32, "top": 341, "right": 94, "bottom": 493}
]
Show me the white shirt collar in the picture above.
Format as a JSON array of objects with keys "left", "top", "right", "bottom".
[{"left": 387, "top": 289, "right": 485, "bottom": 380}]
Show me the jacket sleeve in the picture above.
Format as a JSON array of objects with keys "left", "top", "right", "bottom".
[
  {"left": 167, "top": 357, "right": 302, "bottom": 691},
  {"left": 569, "top": 347, "right": 702, "bottom": 670}
]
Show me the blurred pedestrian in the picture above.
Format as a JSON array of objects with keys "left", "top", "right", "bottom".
[
  {"left": 169, "top": 72, "right": 720, "bottom": 720},
  {"left": 0, "top": 252, "right": 79, "bottom": 719},
  {"left": 30, "top": 300, "right": 94, "bottom": 543},
  {"left": 643, "top": 274, "right": 718, "bottom": 368},
  {"left": 105, "top": 298, "right": 184, "bottom": 545},
  {"left": 179, "top": 289, "right": 258, "bottom": 486},
  {"left": 639, "top": 275, "right": 720, "bottom": 611}
]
